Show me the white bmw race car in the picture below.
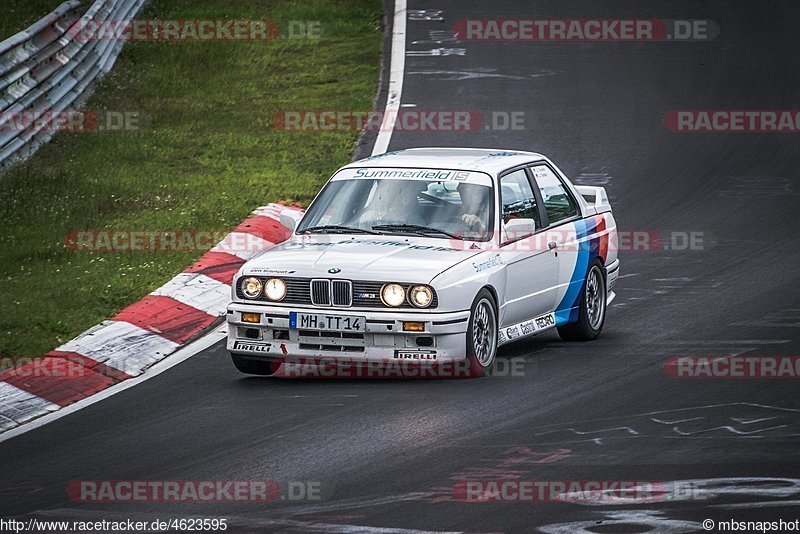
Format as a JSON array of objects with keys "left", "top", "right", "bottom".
[{"left": 227, "top": 148, "right": 619, "bottom": 376}]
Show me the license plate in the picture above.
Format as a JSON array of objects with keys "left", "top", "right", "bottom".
[{"left": 289, "top": 312, "right": 365, "bottom": 332}]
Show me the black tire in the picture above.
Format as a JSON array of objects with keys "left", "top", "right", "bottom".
[
  {"left": 557, "top": 259, "right": 607, "bottom": 342},
  {"left": 466, "top": 289, "right": 499, "bottom": 377},
  {"left": 230, "top": 353, "right": 281, "bottom": 376}
]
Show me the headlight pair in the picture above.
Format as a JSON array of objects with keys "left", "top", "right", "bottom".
[
  {"left": 380, "top": 283, "right": 433, "bottom": 308},
  {"left": 241, "top": 276, "right": 286, "bottom": 301}
]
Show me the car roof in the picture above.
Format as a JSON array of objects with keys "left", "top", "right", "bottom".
[{"left": 343, "top": 147, "right": 548, "bottom": 175}]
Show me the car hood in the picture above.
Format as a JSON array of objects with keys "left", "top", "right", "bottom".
[{"left": 242, "top": 235, "right": 482, "bottom": 282}]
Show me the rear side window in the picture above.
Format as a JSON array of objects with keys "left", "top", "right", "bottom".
[{"left": 531, "top": 165, "right": 577, "bottom": 225}]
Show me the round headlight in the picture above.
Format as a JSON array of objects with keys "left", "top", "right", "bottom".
[
  {"left": 381, "top": 283, "right": 406, "bottom": 307},
  {"left": 264, "top": 278, "right": 287, "bottom": 301},
  {"left": 241, "top": 276, "right": 263, "bottom": 299},
  {"left": 410, "top": 285, "right": 433, "bottom": 308}
]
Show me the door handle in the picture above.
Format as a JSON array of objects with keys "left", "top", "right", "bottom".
[{"left": 548, "top": 241, "right": 558, "bottom": 250}]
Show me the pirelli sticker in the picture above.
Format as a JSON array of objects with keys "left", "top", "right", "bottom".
[{"left": 232, "top": 341, "right": 272, "bottom": 353}]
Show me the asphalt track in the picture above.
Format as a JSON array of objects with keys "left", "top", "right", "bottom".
[{"left": 3, "top": 1, "right": 800, "bottom": 532}]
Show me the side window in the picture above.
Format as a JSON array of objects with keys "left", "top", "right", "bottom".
[
  {"left": 531, "top": 165, "right": 577, "bottom": 225},
  {"left": 500, "top": 169, "right": 541, "bottom": 228}
]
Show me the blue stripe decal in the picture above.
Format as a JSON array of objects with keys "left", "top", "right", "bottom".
[{"left": 555, "top": 218, "right": 600, "bottom": 326}]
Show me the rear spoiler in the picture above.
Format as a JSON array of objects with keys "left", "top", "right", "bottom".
[{"left": 575, "top": 186, "right": 611, "bottom": 214}]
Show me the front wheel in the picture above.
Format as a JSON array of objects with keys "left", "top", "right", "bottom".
[
  {"left": 466, "top": 289, "right": 498, "bottom": 377},
  {"left": 230, "top": 353, "right": 282, "bottom": 376},
  {"left": 557, "top": 260, "right": 607, "bottom": 341}
]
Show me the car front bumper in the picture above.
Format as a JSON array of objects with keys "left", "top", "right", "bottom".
[{"left": 226, "top": 302, "right": 471, "bottom": 363}]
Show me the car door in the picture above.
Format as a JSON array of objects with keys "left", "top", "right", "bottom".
[
  {"left": 499, "top": 167, "right": 559, "bottom": 328},
  {"left": 528, "top": 163, "right": 584, "bottom": 323}
]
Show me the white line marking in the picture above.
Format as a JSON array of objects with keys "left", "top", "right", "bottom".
[
  {"left": 672, "top": 424, "right": 788, "bottom": 436},
  {"left": 0, "top": 328, "right": 226, "bottom": 443},
  {"left": 731, "top": 416, "right": 777, "bottom": 424},
  {"left": 371, "top": 0, "right": 406, "bottom": 156}
]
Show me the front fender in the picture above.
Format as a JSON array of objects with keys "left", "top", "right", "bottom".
[{"left": 431, "top": 251, "right": 506, "bottom": 315}]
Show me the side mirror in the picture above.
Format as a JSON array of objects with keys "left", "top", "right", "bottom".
[
  {"left": 279, "top": 209, "right": 303, "bottom": 232},
  {"left": 503, "top": 218, "right": 536, "bottom": 240}
]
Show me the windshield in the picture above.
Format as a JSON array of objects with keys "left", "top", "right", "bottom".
[{"left": 297, "top": 169, "right": 494, "bottom": 240}]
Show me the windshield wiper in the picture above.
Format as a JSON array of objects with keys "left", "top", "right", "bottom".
[
  {"left": 371, "top": 223, "right": 463, "bottom": 240},
  {"left": 301, "top": 225, "right": 380, "bottom": 235}
]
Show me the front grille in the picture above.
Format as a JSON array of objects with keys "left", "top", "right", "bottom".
[
  {"left": 299, "top": 330, "right": 364, "bottom": 339},
  {"left": 298, "top": 343, "right": 366, "bottom": 353},
  {"left": 352, "top": 281, "right": 386, "bottom": 307},
  {"left": 332, "top": 280, "right": 352, "bottom": 307},
  {"left": 237, "top": 277, "right": 438, "bottom": 309},
  {"left": 285, "top": 278, "right": 313, "bottom": 305},
  {"left": 311, "top": 279, "right": 331, "bottom": 306},
  {"left": 309, "top": 279, "right": 352, "bottom": 307},
  {"left": 298, "top": 330, "right": 365, "bottom": 352}
]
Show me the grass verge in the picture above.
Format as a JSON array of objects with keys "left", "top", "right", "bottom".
[
  {"left": 0, "top": 0, "right": 383, "bottom": 356},
  {"left": 1, "top": 1, "right": 68, "bottom": 40}
]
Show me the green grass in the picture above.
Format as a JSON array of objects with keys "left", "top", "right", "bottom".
[
  {"left": 0, "top": 0, "right": 383, "bottom": 356},
  {"left": 1, "top": 1, "right": 71, "bottom": 40}
]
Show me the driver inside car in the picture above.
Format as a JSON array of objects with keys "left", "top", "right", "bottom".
[{"left": 458, "top": 182, "right": 489, "bottom": 233}]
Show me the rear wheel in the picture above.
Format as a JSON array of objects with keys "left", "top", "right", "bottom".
[
  {"left": 557, "top": 260, "right": 607, "bottom": 341},
  {"left": 466, "top": 289, "right": 498, "bottom": 377},
  {"left": 230, "top": 353, "right": 282, "bottom": 376}
]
